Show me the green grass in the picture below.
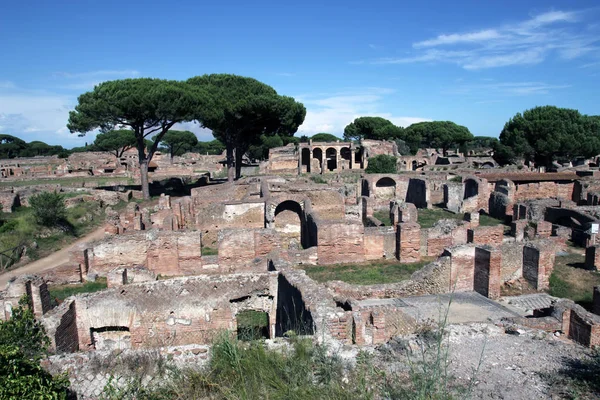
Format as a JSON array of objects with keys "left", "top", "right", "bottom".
[
  {"left": 48, "top": 277, "right": 108, "bottom": 302},
  {"left": 201, "top": 246, "right": 218, "bottom": 256},
  {"left": 100, "top": 330, "right": 472, "bottom": 399},
  {"left": 0, "top": 198, "right": 106, "bottom": 268},
  {"left": 418, "top": 207, "right": 463, "bottom": 229},
  {"left": 0, "top": 176, "right": 133, "bottom": 188},
  {"left": 478, "top": 214, "right": 505, "bottom": 227},
  {"left": 302, "top": 259, "right": 433, "bottom": 285},
  {"left": 373, "top": 210, "right": 392, "bottom": 226},
  {"left": 549, "top": 251, "right": 600, "bottom": 308}
]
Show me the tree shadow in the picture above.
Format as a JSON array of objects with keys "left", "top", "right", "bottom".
[{"left": 543, "top": 352, "right": 600, "bottom": 398}]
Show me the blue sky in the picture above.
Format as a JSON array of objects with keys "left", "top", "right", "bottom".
[{"left": 1, "top": 0, "right": 599, "bottom": 148}]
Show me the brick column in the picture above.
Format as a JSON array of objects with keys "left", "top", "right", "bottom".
[
  {"left": 396, "top": 222, "right": 421, "bottom": 263},
  {"left": 523, "top": 243, "right": 555, "bottom": 290},
  {"left": 474, "top": 247, "right": 501, "bottom": 299},
  {"left": 585, "top": 245, "right": 600, "bottom": 271}
]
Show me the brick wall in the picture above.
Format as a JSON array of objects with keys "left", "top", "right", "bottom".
[
  {"left": 397, "top": 222, "right": 421, "bottom": 263},
  {"left": 317, "top": 222, "right": 365, "bottom": 265},
  {"left": 448, "top": 245, "right": 476, "bottom": 292},
  {"left": 467, "top": 225, "right": 504, "bottom": 246},
  {"left": 364, "top": 227, "right": 396, "bottom": 260}
]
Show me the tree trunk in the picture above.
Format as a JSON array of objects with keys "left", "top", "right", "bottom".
[
  {"left": 235, "top": 146, "right": 243, "bottom": 180},
  {"left": 226, "top": 145, "right": 234, "bottom": 182},
  {"left": 140, "top": 159, "right": 150, "bottom": 200}
]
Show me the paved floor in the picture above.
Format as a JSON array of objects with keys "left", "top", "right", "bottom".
[{"left": 358, "top": 292, "right": 520, "bottom": 324}]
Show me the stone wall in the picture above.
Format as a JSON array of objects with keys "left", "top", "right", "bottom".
[
  {"left": 467, "top": 225, "right": 504, "bottom": 246},
  {"left": 82, "top": 230, "right": 205, "bottom": 277},
  {"left": 42, "top": 273, "right": 279, "bottom": 351},
  {"left": 364, "top": 226, "right": 396, "bottom": 260},
  {"left": 317, "top": 221, "right": 365, "bottom": 265},
  {"left": 1, "top": 275, "right": 51, "bottom": 320}
]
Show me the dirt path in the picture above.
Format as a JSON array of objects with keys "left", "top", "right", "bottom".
[{"left": 0, "top": 227, "right": 105, "bottom": 289}]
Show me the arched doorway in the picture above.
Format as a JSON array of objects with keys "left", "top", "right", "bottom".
[
  {"left": 340, "top": 147, "right": 351, "bottom": 169},
  {"left": 375, "top": 177, "right": 396, "bottom": 200},
  {"left": 312, "top": 148, "right": 323, "bottom": 174},
  {"left": 326, "top": 148, "right": 337, "bottom": 171},
  {"left": 274, "top": 200, "right": 304, "bottom": 249},
  {"left": 301, "top": 148, "right": 311, "bottom": 173},
  {"left": 464, "top": 179, "right": 479, "bottom": 199}
]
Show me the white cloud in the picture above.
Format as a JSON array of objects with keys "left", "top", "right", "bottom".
[
  {"left": 369, "top": 9, "right": 599, "bottom": 69},
  {"left": 295, "top": 88, "right": 430, "bottom": 136},
  {"left": 444, "top": 81, "right": 571, "bottom": 96},
  {"left": 414, "top": 29, "right": 502, "bottom": 48},
  {"left": 275, "top": 72, "right": 296, "bottom": 77}
]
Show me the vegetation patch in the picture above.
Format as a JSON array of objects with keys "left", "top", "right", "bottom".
[
  {"left": 549, "top": 250, "right": 600, "bottom": 308},
  {"left": 201, "top": 246, "right": 218, "bottom": 256},
  {"left": 478, "top": 214, "right": 504, "bottom": 227},
  {"left": 302, "top": 259, "right": 433, "bottom": 285},
  {"left": 418, "top": 207, "right": 464, "bottom": 229},
  {"left": 373, "top": 209, "right": 392, "bottom": 226},
  {"left": 48, "top": 277, "right": 108, "bottom": 303}
]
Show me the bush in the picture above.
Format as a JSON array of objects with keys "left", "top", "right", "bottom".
[
  {"left": 0, "top": 296, "right": 70, "bottom": 399},
  {"left": 29, "top": 191, "right": 67, "bottom": 228},
  {"left": 365, "top": 155, "right": 397, "bottom": 174}
]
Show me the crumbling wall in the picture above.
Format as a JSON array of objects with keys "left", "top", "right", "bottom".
[{"left": 43, "top": 273, "right": 279, "bottom": 351}]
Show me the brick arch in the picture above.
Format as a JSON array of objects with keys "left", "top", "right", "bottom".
[{"left": 265, "top": 197, "right": 316, "bottom": 248}]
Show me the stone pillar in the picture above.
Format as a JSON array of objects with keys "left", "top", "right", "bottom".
[
  {"left": 523, "top": 243, "right": 555, "bottom": 290},
  {"left": 443, "top": 182, "right": 462, "bottom": 213},
  {"left": 464, "top": 212, "right": 480, "bottom": 227},
  {"left": 474, "top": 247, "right": 501, "bottom": 299},
  {"left": 158, "top": 194, "right": 171, "bottom": 209},
  {"left": 396, "top": 222, "right": 421, "bottom": 263},
  {"left": 593, "top": 286, "right": 600, "bottom": 316},
  {"left": 511, "top": 220, "right": 528, "bottom": 241},
  {"left": 133, "top": 213, "right": 144, "bottom": 231},
  {"left": 585, "top": 245, "right": 600, "bottom": 271}
]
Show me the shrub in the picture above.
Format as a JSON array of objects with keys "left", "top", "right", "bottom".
[
  {"left": 0, "top": 296, "right": 70, "bottom": 399},
  {"left": 29, "top": 191, "right": 67, "bottom": 228},
  {"left": 310, "top": 175, "right": 327, "bottom": 184},
  {"left": 365, "top": 155, "right": 397, "bottom": 174}
]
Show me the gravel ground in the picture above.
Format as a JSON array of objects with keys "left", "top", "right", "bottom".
[{"left": 377, "top": 322, "right": 594, "bottom": 400}]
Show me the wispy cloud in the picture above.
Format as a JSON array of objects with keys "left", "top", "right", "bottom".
[
  {"left": 444, "top": 81, "right": 571, "bottom": 96},
  {"left": 275, "top": 72, "right": 296, "bottom": 77},
  {"left": 368, "top": 9, "right": 600, "bottom": 69},
  {"left": 296, "top": 87, "right": 430, "bottom": 136}
]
